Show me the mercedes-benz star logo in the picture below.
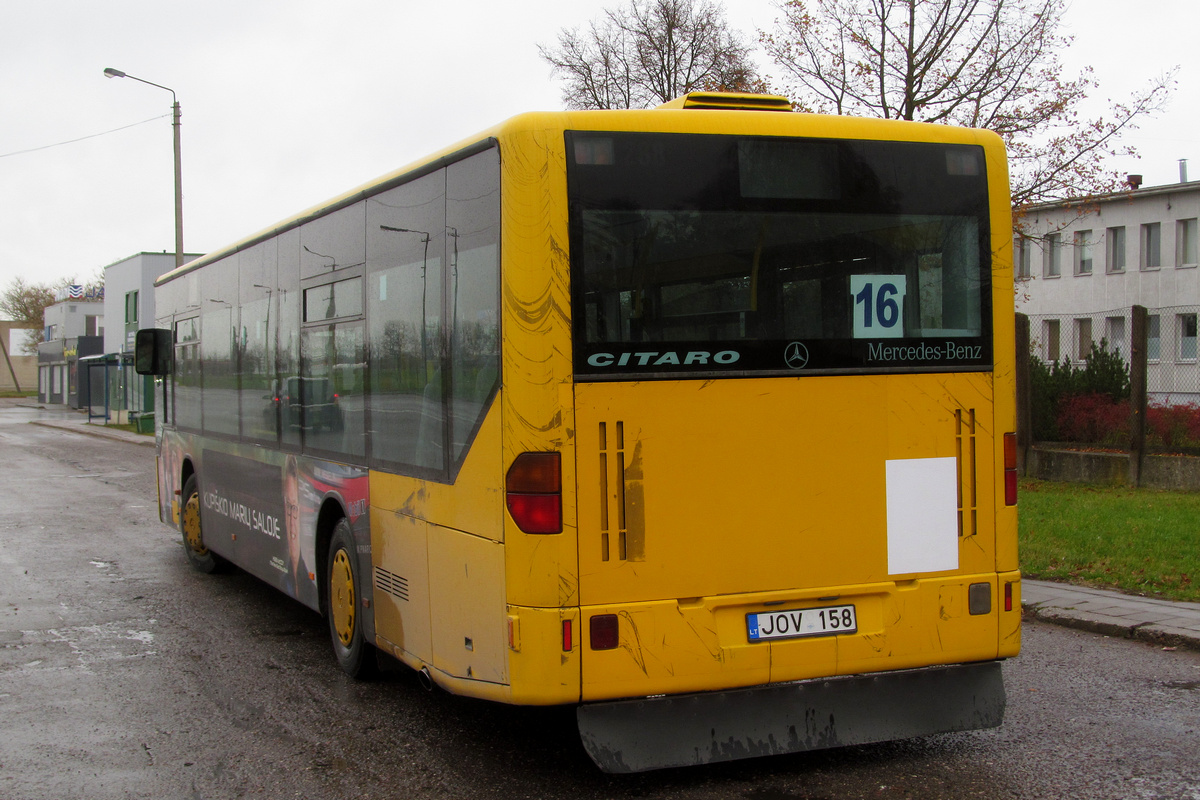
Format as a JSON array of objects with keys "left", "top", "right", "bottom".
[{"left": 784, "top": 341, "right": 809, "bottom": 369}]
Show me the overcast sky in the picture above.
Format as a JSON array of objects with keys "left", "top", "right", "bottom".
[{"left": 1, "top": 0, "right": 1195, "bottom": 293}]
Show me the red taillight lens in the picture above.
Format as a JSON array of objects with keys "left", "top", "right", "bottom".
[
  {"left": 505, "top": 494, "right": 562, "bottom": 534},
  {"left": 1004, "top": 581, "right": 1014, "bottom": 612},
  {"left": 562, "top": 619, "right": 573, "bottom": 652},
  {"left": 506, "top": 452, "right": 562, "bottom": 534},
  {"left": 590, "top": 614, "right": 619, "bottom": 650},
  {"left": 1004, "top": 432, "right": 1018, "bottom": 506}
]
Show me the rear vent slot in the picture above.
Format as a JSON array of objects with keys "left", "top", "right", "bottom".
[
  {"left": 597, "top": 421, "right": 645, "bottom": 562},
  {"left": 598, "top": 421, "right": 626, "bottom": 561},
  {"left": 374, "top": 566, "right": 409, "bottom": 601},
  {"left": 955, "top": 409, "right": 977, "bottom": 537}
]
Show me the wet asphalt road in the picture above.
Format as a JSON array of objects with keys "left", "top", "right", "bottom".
[{"left": 1, "top": 404, "right": 1198, "bottom": 800}]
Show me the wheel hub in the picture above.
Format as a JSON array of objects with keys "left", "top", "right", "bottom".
[
  {"left": 330, "top": 549, "right": 355, "bottom": 646},
  {"left": 183, "top": 493, "right": 207, "bottom": 556}
]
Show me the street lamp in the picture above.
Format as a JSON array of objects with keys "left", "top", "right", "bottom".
[
  {"left": 103, "top": 67, "right": 184, "bottom": 268},
  {"left": 380, "top": 225, "right": 432, "bottom": 361}
]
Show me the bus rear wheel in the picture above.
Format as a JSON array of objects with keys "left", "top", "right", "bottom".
[
  {"left": 180, "top": 474, "right": 225, "bottom": 574},
  {"left": 326, "top": 519, "right": 376, "bottom": 678}
]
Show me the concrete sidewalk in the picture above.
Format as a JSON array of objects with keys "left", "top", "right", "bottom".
[
  {"left": 1023, "top": 579, "right": 1200, "bottom": 651},
  {"left": 17, "top": 404, "right": 155, "bottom": 448}
]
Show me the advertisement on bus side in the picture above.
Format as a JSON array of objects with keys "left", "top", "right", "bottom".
[{"left": 199, "top": 449, "right": 369, "bottom": 611}]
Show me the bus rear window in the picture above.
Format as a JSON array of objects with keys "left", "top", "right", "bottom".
[{"left": 566, "top": 132, "right": 992, "bottom": 379}]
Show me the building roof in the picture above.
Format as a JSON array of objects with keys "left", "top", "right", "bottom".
[{"left": 1025, "top": 180, "right": 1200, "bottom": 213}]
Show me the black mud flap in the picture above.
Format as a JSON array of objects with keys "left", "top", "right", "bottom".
[{"left": 576, "top": 661, "right": 1005, "bottom": 773}]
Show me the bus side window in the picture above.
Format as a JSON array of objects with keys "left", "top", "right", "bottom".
[
  {"left": 366, "top": 171, "right": 447, "bottom": 474},
  {"left": 447, "top": 148, "right": 501, "bottom": 466}
]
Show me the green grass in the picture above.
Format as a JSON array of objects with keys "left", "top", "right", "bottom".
[
  {"left": 0, "top": 390, "right": 36, "bottom": 398},
  {"left": 1019, "top": 478, "right": 1200, "bottom": 602}
]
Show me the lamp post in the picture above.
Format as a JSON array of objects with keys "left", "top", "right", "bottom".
[
  {"left": 379, "top": 225, "right": 432, "bottom": 362},
  {"left": 103, "top": 67, "right": 184, "bottom": 269}
]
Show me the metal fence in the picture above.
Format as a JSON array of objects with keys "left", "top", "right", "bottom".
[
  {"left": 1018, "top": 304, "right": 1200, "bottom": 484},
  {"left": 1025, "top": 305, "right": 1200, "bottom": 404}
]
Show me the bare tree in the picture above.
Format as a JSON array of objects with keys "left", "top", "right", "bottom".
[
  {"left": 761, "top": 0, "right": 1175, "bottom": 206},
  {"left": 0, "top": 278, "right": 55, "bottom": 328},
  {"left": 540, "top": 0, "right": 763, "bottom": 110}
]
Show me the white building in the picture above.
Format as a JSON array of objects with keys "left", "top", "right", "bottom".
[
  {"left": 37, "top": 294, "right": 104, "bottom": 407},
  {"left": 1015, "top": 176, "right": 1200, "bottom": 404},
  {"left": 102, "top": 252, "right": 192, "bottom": 355},
  {"left": 91, "top": 252, "right": 200, "bottom": 423},
  {"left": 42, "top": 295, "right": 104, "bottom": 343}
]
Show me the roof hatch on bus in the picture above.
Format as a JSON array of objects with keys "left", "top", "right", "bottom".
[{"left": 656, "top": 92, "right": 794, "bottom": 112}]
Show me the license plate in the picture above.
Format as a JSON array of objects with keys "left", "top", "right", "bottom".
[{"left": 747, "top": 604, "right": 857, "bottom": 642}]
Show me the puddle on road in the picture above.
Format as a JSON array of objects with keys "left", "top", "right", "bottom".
[{"left": 9, "top": 621, "right": 159, "bottom": 672}]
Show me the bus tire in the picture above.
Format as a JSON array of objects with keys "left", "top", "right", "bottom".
[
  {"left": 180, "top": 474, "right": 226, "bottom": 574},
  {"left": 326, "top": 518, "right": 376, "bottom": 678}
]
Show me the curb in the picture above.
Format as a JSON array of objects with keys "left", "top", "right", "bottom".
[
  {"left": 1022, "top": 603, "right": 1200, "bottom": 652},
  {"left": 29, "top": 419, "right": 155, "bottom": 448}
]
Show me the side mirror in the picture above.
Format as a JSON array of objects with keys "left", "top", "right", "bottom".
[{"left": 134, "top": 328, "right": 173, "bottom": 376}]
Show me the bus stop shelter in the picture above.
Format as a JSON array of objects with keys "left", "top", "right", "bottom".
[{"left": 80, "top": 352, "right": 154, "bottom": 432}]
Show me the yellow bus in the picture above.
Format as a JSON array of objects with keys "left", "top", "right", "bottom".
[{"left": 137, "top": 92, "right": 1020, "bottom": 773}]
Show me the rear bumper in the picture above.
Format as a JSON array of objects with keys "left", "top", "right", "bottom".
[
  {"left": 577, "top": 575, "right": 1019, "bottom": 701},
  {"left": 577, "top": 660, "right": 1005, "bottom": 773}
]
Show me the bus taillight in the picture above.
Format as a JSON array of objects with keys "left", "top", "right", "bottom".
[
  {"left": 590, "top": 614, "right": 619, "bottom": 650},
  {"left": 1004, "top": 432, "right": 1018, "bottom": 506},
  {"left": 506, "top": 452, "right": 562, "bottom": 534}
]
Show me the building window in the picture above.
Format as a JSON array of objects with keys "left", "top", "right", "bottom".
[
  {"left": 1014, "top": 236, "right": 1031, "bottom": 278},
  {"left": 1106, "top": 226, "right": 1126, "bottom": 273},
  {"left": 1044, "top": 319, "right": 1060, "bottom": 362},
  {"left": 125, "top": 290, "right": 139, "bottom": 324},
  {"left": 1178, "top": 314, "right": 1197, "bottom": 361},
  {"left": 1147, "top": 315, "right": 1161, "bottom": 362},
  {"left": 1044, "top": 233, "right": 1062, "bottom": 278},
  {"left": 1141, "top": 222, "right": 1161, "bottom": 269},
  {"left": 1074, "top": 230, "right": 1093, "bottom": 275},
  {"left": 1105, "top": 316, "right": 1126, "bottom": 358},
  {"left": 1075, "top": 317, "right": 1092, "bottom": 360},
  {"left": 1177, "top": 218, "right": 1198, "bottom": 267},
  {"left": 85, "top": 315, "right": 102, "bottom": 337}
]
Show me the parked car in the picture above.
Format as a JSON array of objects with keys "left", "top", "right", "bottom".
[{"left": 264, "top": 376, "right": 344, "bottom": 432}]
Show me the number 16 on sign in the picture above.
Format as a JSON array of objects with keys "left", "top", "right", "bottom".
[{"left": 850, "top": 275, "right": 907, "bottom": 339}]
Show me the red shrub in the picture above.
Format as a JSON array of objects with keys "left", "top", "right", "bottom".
[
  {"left": 1146, "top": 403, "right": 1200, "bottom": 448},
  {"left": 1055, "top": 393, "right": 1130, "bottom": 444}
]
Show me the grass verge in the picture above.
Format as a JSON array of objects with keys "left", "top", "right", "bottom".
[{"left": 1019, "top": 478, "right": 1200, "bottom": 602}]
